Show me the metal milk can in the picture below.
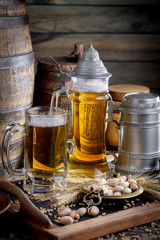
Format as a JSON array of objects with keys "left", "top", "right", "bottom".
[{"left": 114, "top": 92, "right": 160, "bottom": 174}]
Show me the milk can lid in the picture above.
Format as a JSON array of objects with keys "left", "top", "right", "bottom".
[
  {"left": 70, "top": 44, "right": 112, "bottom": 79},
  {"left": 120, "top": 92, "right": 160, "bottom": 113}
]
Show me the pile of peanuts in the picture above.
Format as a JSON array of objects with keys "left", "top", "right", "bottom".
[
  {"left": 54, "top": 175, "right": 139, "bottom": 225},
  {"left": 55, "top": 205, "right": 99, "bottom": 225},
  {"left": 86, "top": 174, "right": 139, "bottom": 196}
]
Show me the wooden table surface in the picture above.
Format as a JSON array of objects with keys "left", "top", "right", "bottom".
[
  {"left": 0, "top": 161, "right": 160, "bottom": 240},
  {"left": 0, "top": 206, "right": 160, "bottom": 240},
  {"left": 0, "top": 181, "right": 160, "bottom": 240}
]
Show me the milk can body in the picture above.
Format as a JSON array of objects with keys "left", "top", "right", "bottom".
[
  {"left": 106, "top": 84, "right": 150, "bottom": 150},
  {"left": 116, "top": 92, "right": 160, "bottom": 174}
]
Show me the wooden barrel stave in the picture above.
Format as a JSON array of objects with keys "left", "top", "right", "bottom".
[
  {"left": 0, "top": 0, "right": 35, "bottom": 173},
  {"left": 0, "top": 65, "right": 34, "bottom": 111},
  {"left": 0, "top": 155, "right": 22, "bottom": 176},
  {"left": 0, "top": 26, "right": 32, "bottom": 57},
  {"left": 0, "top": 3, "right": 26, "bottom": 16},
  {"left": 0, "top": 0, "right": 25, "bottom": 5},
  {"left": 0, "top": 103, "right": 32, "bottom": 142},
  {"left": 0, "top": 119, "right": 24, "bottom": 143},
  {"left": 0, "top": 138, "right": 24, "bottom": 161}
]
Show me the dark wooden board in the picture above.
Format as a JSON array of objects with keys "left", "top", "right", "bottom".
[
  {"left": 26, "top": 5, "right": 160, "bottom": 34},
  {"left": 31, "top": 33, "right": 160, "bottom": 62},
  {"left": 26, "top": 0, "right": 160, "bottom": 5},
  {"left": 104, "top": 62, "right": 160, "bottom": 90},
  {"left": 26, "top": 1, "right": 160, "bottom": 93}
]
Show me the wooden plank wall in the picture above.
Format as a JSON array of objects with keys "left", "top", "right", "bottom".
[{"left": 26, "top": 0, "right": 160, "bottom": 93}]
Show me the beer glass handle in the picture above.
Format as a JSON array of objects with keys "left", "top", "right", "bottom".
[
  {"left": 1, "top": 122, "right": 25, "bottom": 180},
  {"left": 67, "top": 139, "right": 75, "bottom": 154},
  {"left": 106, "top": 94, "right": 120, "bottom": 130},
  {"left": 64, "top": 139, "right": 75, "bottom": 179}
]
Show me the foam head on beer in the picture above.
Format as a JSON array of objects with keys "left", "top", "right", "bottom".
[
  {"left": 27, "top": 114, "right": 66, "bottom": 127},
  {"left": 71, "top": 77, "right": 109, "bottom": 93}
]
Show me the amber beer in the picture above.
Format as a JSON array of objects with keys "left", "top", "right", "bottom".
[
  {"left": 68, "top": 89, "right": 109, "bottom": 176},
  {"left": 24, "top": 114, "right": 67, "bottom": 179}
]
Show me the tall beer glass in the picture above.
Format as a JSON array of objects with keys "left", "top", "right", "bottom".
[
  {"left": 2, "top": 107, "right": 72, "bottom": 194},
  {"left": 68, "top": 77, "right": 111, "bottom": 178},
  {"left": 49, "top": 45, "right": 117, "bottom": 178}
]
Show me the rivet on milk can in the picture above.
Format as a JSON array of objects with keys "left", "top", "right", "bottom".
[
  {"left": 106, "top": 84, "right": 150, "bottom": 151},
  {"left": 0, "top": 0, "right": 35, "bottom": 176},
  {"left": 33, "top": 43, "right": 84, "bottom": 139}
]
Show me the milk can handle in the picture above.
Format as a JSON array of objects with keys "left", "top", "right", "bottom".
[
  {"left": 106, "top": 94, "right": 120, "bottom": 130},
  {"left": 50, "top": 56, "right": 68, "bottom": 90},
  {"left": 106, "top": 150, "right": 118, "bottom": 164},
  {"left": 1, "top": 122, "right": 25, "bottom": 178}
]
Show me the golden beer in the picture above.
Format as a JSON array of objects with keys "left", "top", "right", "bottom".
[
  {"left": 68, "top": 90, "right": 109, "bottom": 177},
  {"left": 24, "top": 114, "right": 67, "bottom": 178}
]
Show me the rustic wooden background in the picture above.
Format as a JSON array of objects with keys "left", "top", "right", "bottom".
[{"left": 26, "top": 0, "right": 160, "bottom": 93}]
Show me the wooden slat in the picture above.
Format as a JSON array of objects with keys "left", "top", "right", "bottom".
[
  {"left": 0, "top": 0, "right": 25, "bottom": 4},
  {"left": 32, "top": 34, "right": 160, "bottom": 90},
  {"left": 31, "top": 33, "right": 160, "bottom": 61},
  {"left": 25, "top": 202, "right": 160, "bottom": 240},
  {"left": 105, "top": 61, "right": 160, "bottom": 90},
  {"left": 26, "top": 0, "right": 160, "bottom": 5},
  {"left": 26, "top": 5, "right": 160, "bottom": 33}
]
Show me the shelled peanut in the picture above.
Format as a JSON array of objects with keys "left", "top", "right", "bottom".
[
  {"left": 86, "top": 174, "right": 138, "bottom": 196},
  {"left": 55, "top": 206, "right": 100, "bottom": 225}
]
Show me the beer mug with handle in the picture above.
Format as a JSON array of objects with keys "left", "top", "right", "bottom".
[
  {"left": 66, "top": 45, "right": 117, "bottom": 178},
  {"left": 50, "top": 45, "right": 118, "bottom": 178},
  {"left": 2, "top": 106, "right": 75, "bottom": 194}
]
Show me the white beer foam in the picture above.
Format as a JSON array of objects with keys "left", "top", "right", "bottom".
[
  {"left": 72, "top": 79, "right": 108, "bottom": 93},
  {"left": 27, "top": 115, "right": 66, "bottom": 127}
]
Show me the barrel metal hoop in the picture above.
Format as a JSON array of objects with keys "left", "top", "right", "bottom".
[
  {"left": 0, "top": 15, "right": 29, "bottom": 28},
  {"left": 0, "top": 102, "right": 33, "bottom": 122},
  {"left": 0, "top": 51, "right": 35, "bottom": 69}
]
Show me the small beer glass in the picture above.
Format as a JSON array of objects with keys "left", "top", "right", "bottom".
[{"left": 2, "top": 106, "right": 74, "bottom": 194}]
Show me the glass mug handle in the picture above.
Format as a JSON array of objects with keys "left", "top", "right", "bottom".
[
  {"left": 105, "top": 94, "right": 119, "bottom": 172},
  {"left": 64, "top": 139, "right": 75, "bottom": 178},
  {"left": 1, "top": 122, "right": 25, "bottom": 181},
  {"left": 106, "top": 93, "right": 119, "bottom": 129},
  {"left": 106, "top": 150, "right": 118, "bottom": 164}
]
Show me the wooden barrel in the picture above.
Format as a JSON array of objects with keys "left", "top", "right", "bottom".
[
  {"left": 34, "top": 44, "right": 83, "bottom": 138},
  {"left": 106, "top": 84, "right": 150, "bottom": 151},
  {"left": 0, "top": 0, "right": 35, "bottom": 175}
]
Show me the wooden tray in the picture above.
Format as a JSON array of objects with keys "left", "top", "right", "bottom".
[
  {"left": 1, "top": 168, "right": 160, "bottom": 240},
  {"left": 25, "top": 201, "right": 160, "bottom": 240}
]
